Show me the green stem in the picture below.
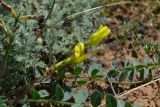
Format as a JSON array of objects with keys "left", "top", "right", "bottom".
[
  {"left": 56, "top": 101, "right": 75, "bottom": 106},
  {"left": 0, "top": 33, "right": 14, "bottom": 79},
  {"left": 0, "top": 14, "right": 21, "bottom": 79},
  {"left": 24, "top": 99, "right": 76, "bottom": 106}
]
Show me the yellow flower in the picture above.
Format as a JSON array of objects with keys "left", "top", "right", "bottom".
[
  {"left": 71, "top": 54, "right": 87, "bottom": 64},
  {"left": 73, "top": 42, "right": 84, "bottom": 58},
  {"left": 84, "top": 25, "right": 111, "bottom": 46},
  {"left": 54, "top": 43, "right": 87, "bottom": 69},
  {"left": 53, "top": 26, "right": 111, "bottom": 70},
  {"left": 70, "top": 42, "right": 87, "bottom": 64}
]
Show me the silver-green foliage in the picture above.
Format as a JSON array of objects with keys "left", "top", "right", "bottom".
[{"left": 0, "top": 0, "right": 104, "bottom": 86}]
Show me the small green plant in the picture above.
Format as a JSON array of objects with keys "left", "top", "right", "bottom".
[{"left": 0, "top": 0, "right": 159, "bottom": 107}]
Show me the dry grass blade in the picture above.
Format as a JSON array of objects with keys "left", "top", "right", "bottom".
[
  {"left": 117, "top": 77, "right": 160, "bottom": 98},
  {"left": 54, "top": 1, "right": 148, "bottom": 25}
]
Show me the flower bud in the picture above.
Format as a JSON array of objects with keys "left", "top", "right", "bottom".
[{"left": 84, "top": 25, "right": 111, "bottom": 46}]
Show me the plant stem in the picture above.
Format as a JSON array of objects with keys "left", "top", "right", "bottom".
[
  {"left": 44, "top": 0, "right": 56, "bottom": 24},
  {"left": 0, "top": 35, "right": 13, "bottom": 79},
  {"left": 23, "top": 99, "right": 87, "bottom": 106},
  {"left": 0, "top": 14, "right": 20, "bottom": 79},
  {"left": 106, "top": 74, "right": 117, "bottom": 97}
]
